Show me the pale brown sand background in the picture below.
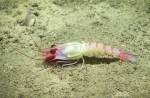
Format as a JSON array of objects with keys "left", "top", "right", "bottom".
[{"left": 0, "top": 0, "right": 150, "bottom": 97}]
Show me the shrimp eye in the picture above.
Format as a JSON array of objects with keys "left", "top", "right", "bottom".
[{"left": 50, "top": 49, "right": 56, "bottom": 54}]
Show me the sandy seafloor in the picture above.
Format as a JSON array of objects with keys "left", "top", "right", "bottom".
[{"left": 0, "top": 0, "right": 150, "bottom": 98}]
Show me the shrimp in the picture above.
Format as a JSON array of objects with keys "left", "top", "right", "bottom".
[
  {"left": 33, "top": 42, "right": 138, "bottom": 79},
  {"left": 10, "top": 40, "right": 138, "bottom": 79},
  {"left": 39, "top": 42, "right": 138, "bottom": 63},
  {"left": 10, "top": 32, "right": 138, "bottom": 79},
  {"left": 9, "top": 11, "right": 138, "bottom": 79}
]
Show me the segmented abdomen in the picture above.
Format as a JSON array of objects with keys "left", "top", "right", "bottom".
[
  {"left": 82, "top": 42, "right": 116, "bottom": 57},
  {"left": 82, "top": 42, "right": 138, "bottom": 62}
]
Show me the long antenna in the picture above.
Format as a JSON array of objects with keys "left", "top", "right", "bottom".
[
  {"left": 25, "top": 27, "right": 41, "bottom": 50},
  {"left": 17, "top": 8, "right": 41, "bottom": 51},
  {"left": 8, "top": 8, "right": 43, "bottom": 60},
  {"left": 8, "top": 44, "right": 43, "bottom": 60}
]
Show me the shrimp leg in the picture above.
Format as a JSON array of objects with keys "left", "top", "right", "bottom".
[{"left": 61, "top": 60, "right": 79, "bottom": 79}]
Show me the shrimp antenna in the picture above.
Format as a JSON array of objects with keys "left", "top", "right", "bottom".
[
  {"left": 8, "top": 9, "right": 43, "bottom": 60},
  {"left": 17, "top": 8, "right": 41, "bottom": 51},
  {"left": 8, "top": 44, "right": 43, "bottom": 60},
  {"left": 25, "top": 27, "right": 41, "bottom": 50}
]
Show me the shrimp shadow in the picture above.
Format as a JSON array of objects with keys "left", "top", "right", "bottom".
[
  {"left": 81, "top": 57, "right": 120, "bottom": 65},
  {"left": 40, "top": 57, "right": 120, "bottom": 69}
]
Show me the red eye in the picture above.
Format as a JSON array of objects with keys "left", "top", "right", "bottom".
[{"left": 50, "top": 49, "right": 56, "bottom": 54}]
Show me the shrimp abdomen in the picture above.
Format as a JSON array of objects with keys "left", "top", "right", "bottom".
[{"left": 82, "top": 42, "right": 138, "bottom": 62}]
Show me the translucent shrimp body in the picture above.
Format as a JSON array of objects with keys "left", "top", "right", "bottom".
[{"left": 53, "top": 42, "right": 138, "bottom": 62}]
